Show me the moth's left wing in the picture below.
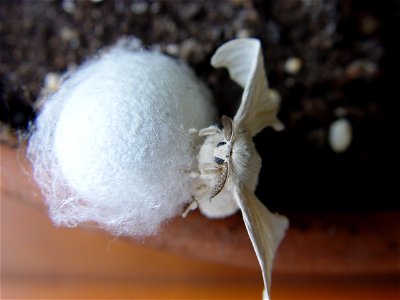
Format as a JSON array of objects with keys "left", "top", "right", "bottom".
[
  {"left": 211, "top": 38, "right": 284, "bottom": 137},
  {"left": 234, "top": 185, "right": 289, "bottom": 299}
]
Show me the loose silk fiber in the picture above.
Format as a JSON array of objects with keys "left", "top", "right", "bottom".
[{"left": 27, "top": 42, "right": 216, "bottom": 237}]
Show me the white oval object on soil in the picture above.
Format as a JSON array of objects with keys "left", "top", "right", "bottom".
[{"left": 329, "top": 118, "right": 352, "bottom": 153}]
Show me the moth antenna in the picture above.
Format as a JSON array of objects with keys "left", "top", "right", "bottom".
[
  {"left": 221, "top": 115, "right": 233, "bottom": 141},
  {"left": 210, "top": 162, "right": 229, "bottom": 199}
]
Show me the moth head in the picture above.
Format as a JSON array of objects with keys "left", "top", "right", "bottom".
[
  {"left": 208, "top": 116, "right": 235, "bottom": 199},
  {"left": 213, "top": 140, "right": 230, "bottom": 166},
  {"left": 213, "top": 116, "right": 233, "bottom": 166}
]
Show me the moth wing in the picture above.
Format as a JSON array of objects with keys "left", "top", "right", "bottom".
[
  {"left": 234, "top": 185, "right": 288, "bottom": 299},
  {"left": 211, "top": 38, "right": 284, "bottom": 137}
]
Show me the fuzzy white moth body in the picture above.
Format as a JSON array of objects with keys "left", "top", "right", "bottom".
[{"left": 193, "top": 118, "right": 261, "bottom": 218}]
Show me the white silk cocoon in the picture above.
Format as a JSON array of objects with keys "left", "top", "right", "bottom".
[{"left": 27, "top": 43, "right": 216, "bottom": 236}]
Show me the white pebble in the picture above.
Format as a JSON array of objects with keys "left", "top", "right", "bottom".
[
  {"left": 236, "top": 28, "right": 251, "bottom": 38},
  {"left": 284, "top": 57, "right": 302, "bottom": 75},
  {"left": 165, "top": 43, "right": 180, "bottom": 56},
  {"left": 131, "top": 1, "right": 149, "bottom": 14},
  {"left": 328, "top": 118, "right": 352, "bottom": 153},
  {"left": 62, "top": 0, "right": 75, "bottom": 13},
  {"left": 36, "top": 72, "right": 62, "bottom": 110},
  {"left": 44, "top": 72, "right": 61, "bottom": 93}
]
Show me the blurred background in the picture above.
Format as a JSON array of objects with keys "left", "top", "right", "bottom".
[{"left": 1, "top": 0, "right": 399, "bottom": 299}]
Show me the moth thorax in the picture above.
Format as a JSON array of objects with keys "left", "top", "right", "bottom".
[{"left": 231, "top": 131, "right": 261, "bottom": 192}]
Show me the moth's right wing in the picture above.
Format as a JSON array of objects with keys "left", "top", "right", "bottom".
[
  {"left": 234, "top": 185, "right": 288, "bottom": 299},
  {"left": 211, "top": 38, "right": 284, "bottom": 137}
]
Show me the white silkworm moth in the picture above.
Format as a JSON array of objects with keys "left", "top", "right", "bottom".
[{"left": 184, "top": 39, "right": 289, "bottom": 299}]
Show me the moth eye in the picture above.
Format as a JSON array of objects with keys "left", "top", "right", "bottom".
[
  {"left": 214, "top": 157, "right": 225, "bottom": 165},
  {"left": 217, "top": 141, "right": 226, "bottom": 147}
]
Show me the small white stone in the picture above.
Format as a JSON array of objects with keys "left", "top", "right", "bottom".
[
  {"left": 236, "top": 28, "right": 251, "bottom": 38},
  {"left": 165, "top": 44, "right": 180, "bottom": 56},
  {"left": 329, "top": 118, "right": 352, "bottom": 153},
  {"left": 131, "top": 1, "right": 149, "bottom": 14},
  {"left": 44, "top": 72, "right": 61, "bottom": 93},
  {"left": 62, "top": 0, "right": 75, "bottom": 13},
  {"left": 284, "top": 57, "right": 302, "bottom": 75},
  {"left": 60, "top": 27, "right": 79, "bottom": 49}
]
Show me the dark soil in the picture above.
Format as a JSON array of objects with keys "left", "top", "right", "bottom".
[{"left": 1, "top": 0, "right": 398, "bottom": 212}]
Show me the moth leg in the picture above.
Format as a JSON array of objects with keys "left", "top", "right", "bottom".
[
  {"left": 182, "top": 197, "right": 198, "bottom": 217},
  {"left": 189, "top": 171, "right": 200, "bottom": 178},
  {"left": 201, "top": 163, "right": 223, "bottom": 174},
  {"left": 183, "top": 169, "right": 200, "bottom": 178},
  {"left": 182, "top": 181, "right": 211, "bottom": 217},
  {"left": 188, "top": 128, "right": 199, "bottom": 135},
  {"left": 194, "top": 183, "right": 209, "bottom": 196},
  {"left": 199, "top": 125, "right": 219, "bottom": 136}
]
